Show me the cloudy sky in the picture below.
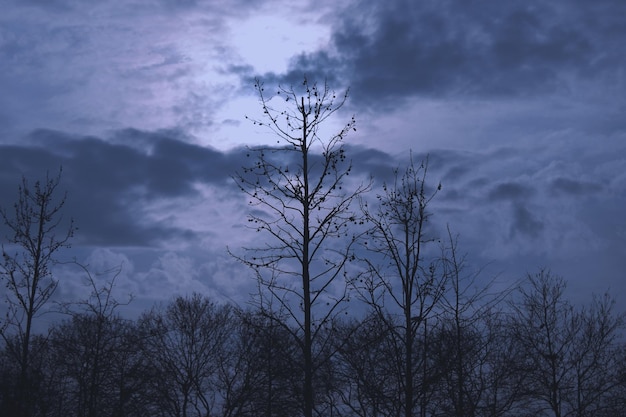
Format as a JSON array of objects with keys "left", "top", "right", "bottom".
[{"left": 1, "top": 0, "right": 625, "bottom": 319}]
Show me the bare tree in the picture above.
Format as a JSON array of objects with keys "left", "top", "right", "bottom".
[
  {"left": 50, "top": 264, "right": 135, "bottom": 417},
  {"left": 335, "top": 312, "right": 406, "bottom": 417},
  {"left": 564, "top": 292, "right": 623, "bottom": 416},
  {"left": 0, "top": 169, "right": 75, "bottom": 417},
  {"left": 355, "top": 155, "right": 446, "bottom": 417},
  {"left": 470, "top": 310, "right": 530, "bottom": 417},
  {"left": 137, "top": 294, "right": 233, "bottom": 417},
  {"left": 216, "top": 311, "right": 301, "bottom": 417},
  {"left": 0, "top": 332, "right": 63, "bottom": 417},
  {"left": 510, "top": 270, "right": 580, "bottom": 417},
  {"left": 233, "top": 77, "right": 369, "bottom": 417},
  {"left": 509, "top": 270, "right": 624, "bottom": 417},
  {"left": 433, "top": 229, "right": 516, "bottom": 417}
]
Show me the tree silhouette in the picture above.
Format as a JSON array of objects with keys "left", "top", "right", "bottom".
[
  {"left": 433, "top": 228, "right": 514, "bottom": 417},
  {"left": 137, "top": 294, "right": 233, "bottom": 417},
  {"left": 0, "top": 169, "right": 75, "bottom": 417},
  {"left": 509, "top": 270, "right": 624, "bottom": 417},
  {"left": 233, "top": 77, "right": 369, "bottom": 417},
  {"left": 52, "top": 264, "right": 135, "bottom": 417},
  {"left": 355, "top": 155, "right": 445, "bottom": 417}
]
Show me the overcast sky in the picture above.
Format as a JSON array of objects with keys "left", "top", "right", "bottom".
[{"left": 1, "top": 0, "right": 625, "bottom": 319}]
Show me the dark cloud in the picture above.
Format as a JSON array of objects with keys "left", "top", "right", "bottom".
[
  {"left": 511, "top": 204, "right": 544, "bottom": 238},
  {"left": 251, "top": 51, "right": 344, "bottom": 92},
  {"left": 442, "top": 164, "right": 472, "bottom": 184},
  {"left": 488, "top": 182, "right": 535, "bottom": 201},
  {"left": 0, "top": 129, "right": 406, "bottom": 248},
  {"left": 0, "top": 129, "right": 246, "bottom": 247},
  {"left": 254, "top": 0, "right": 626, "bottom": 109},
  {"left": 0, "top": 0, "right": 623, "bottom": 314},
  {"left": 344, "top": 145, "right": 396, "bottom": 181},
  {"left": 550, "top": 177, "right": 601, "bottom": 196},
  {"left": 6, "top": 0, "right": 75, "bottom": 12}
]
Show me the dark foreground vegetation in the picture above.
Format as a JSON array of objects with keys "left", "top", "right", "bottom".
[
  {"left": 0, "top": 273, "right": 624, "bottom": 417},
  {"left": 1, "top": 79, "right": 624, "bottom": 417}
]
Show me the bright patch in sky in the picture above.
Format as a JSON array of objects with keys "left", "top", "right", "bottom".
[{"left": 230, "top": 15, "right": 330, "bottom": 74}]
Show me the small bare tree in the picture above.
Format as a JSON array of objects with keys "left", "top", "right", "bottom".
[
  {"left": 233, "top": 77, "right": 369, "bottom": 417},
  {"left": 0, "top": 169, "right": 75, "bottom": 417},
  {"left": 53, "top": 264, "right": 134, "bottom": 417},
  {"left": 510, "top": 270, "right": 581, "bottom": 417},
  {"left": 138, "top": 294, "right": 233, "bottom": 417},
  {"left": 510, "top": 270, "right": 624, "bottom": 417},
  {"left": 434, "top": 228, "right": 514, "bottom": 417}
]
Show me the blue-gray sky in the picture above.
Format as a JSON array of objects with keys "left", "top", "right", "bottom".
[{"left": 1, "top": 0, "right": 625, "bottom": 318}]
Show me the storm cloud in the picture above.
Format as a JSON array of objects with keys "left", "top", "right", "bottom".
[
  {"left": 1, "top": 0, "right": 625, "bottom": 312},
  {"left": 255, "top": 0, "right": 626, "bottom": 107}
]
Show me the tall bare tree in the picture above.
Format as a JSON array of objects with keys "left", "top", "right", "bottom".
[
  {"left": 233, "top": 77, "right": 369, "bottom": 417},
  {"left": 0, "top": 169, "right": 75, "bottom": 417},
  {"left": 356, "top": 155, "right": 446, "bottom": 417}
]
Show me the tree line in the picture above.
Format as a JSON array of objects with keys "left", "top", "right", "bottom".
[
  {"left": 1, "top": 78, "right": 624, "bottom": 417},
  {"left": 0, "top": 274, "right": 623, "bottom": 417}
]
